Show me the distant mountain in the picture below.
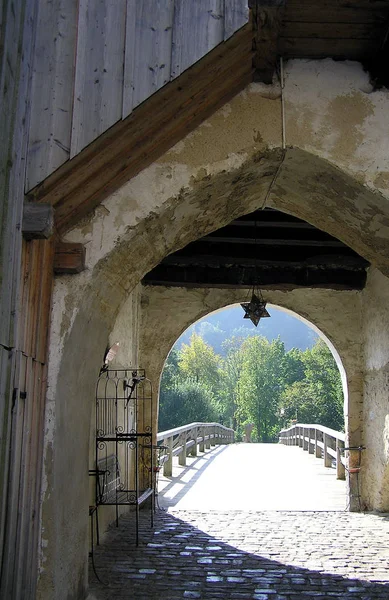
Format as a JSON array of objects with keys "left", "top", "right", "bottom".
[{"left": 175, "top": 305, "right": 318, "bottom": 355}]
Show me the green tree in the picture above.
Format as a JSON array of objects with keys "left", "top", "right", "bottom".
[
  {"left": 281, "top": 339, "right": 344, "bottom": 430},
  {"left": 219, "top": 337, "right": 245, "bottom": 427},
  {"left": 282, "top": 347, "right": 305, "bottom": 386},
  {"left": 236, "top": 336, "right": 286, "bottom": 442},
  {"left": 178, "top": 332, "right": 221, "bottom": 390},
  {"left": 160, "top": 348, "right": 180, "bottom": 390},
  {"left": 158, "top": 379, "right": 218, "bottom": 431}
]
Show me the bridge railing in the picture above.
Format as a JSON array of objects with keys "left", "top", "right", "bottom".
[
  {"left": 157, "top": 422, "right": 234, "bottom": 477},
  {"left": 279, "top": 423, "right": 346, "bottom": 480}
]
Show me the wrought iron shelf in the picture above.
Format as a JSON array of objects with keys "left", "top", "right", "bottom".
[
  {"left": 98, "top": 487, "right": 154, "bottom": 506},
  {"left": 96, "top": 432, "right": 151, "bottom": 441}
]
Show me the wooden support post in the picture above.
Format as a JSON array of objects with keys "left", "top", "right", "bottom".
[
  {"left": 22, "top": 202, "right": 54, "bottom": 239},
  {"left": 163, "top": 437, "right": 173, "bottom": 477},
  {"left": 190, "top": 428, "right": 197, "bottom": 456},
  {"left": 299, "top": 427, "right": 303, "bottom": 448},
  {"left": 303, "top": 427, "right": 309, "bottom": 451},
  {"left": 308, "top": 428, "right": 314, "bottom": 454},
  {"left": 199, "top": 427, "right": 205, "bottom": 452},
  {"left": 205, "top": 429, "right": 211, "bottom": 449},
  {"left": 323, "top": 433, "right": 332, "bottom": 468},
  {"left": 315, "top": 428, "right": 321, "bottom": 458},
  {"left": 336, "top": 440, "right": 346, "bottom": 480},
  {"left": 178, "top": 434, "right": 186, "bottom": 466},
  {"left": 210, "top": 426, "right": 216, "bottom": 447},
  {"left": 54, "top": 242, "right": 86, "bottom": 274}
]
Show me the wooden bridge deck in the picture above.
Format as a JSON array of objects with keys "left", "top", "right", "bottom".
[{"left": 158, "top": 442, "right": 347, "bottom": 511}]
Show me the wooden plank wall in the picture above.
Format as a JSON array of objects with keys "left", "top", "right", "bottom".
[
  {"left": 1, "top": 240, "right": 54, "bottom": 599},
  {"left": 0, "top": 0, "right": 34, "bottom": 586},
  {"left": 25, "top": 0, "right": 249, "bottom": 191},
  {"left": 0, "top": 0, "right": 56, "bottom": 598}
]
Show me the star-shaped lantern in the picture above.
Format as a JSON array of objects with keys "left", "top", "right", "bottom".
[{"left": 241, "top": 290, "right": 270, "bottom": 327}]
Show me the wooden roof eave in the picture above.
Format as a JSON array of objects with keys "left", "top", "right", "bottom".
[{"left": 27, "top": 23, "right": 255, "bottom": 235}]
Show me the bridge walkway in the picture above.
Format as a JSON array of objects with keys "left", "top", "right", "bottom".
[
  {"left": 89, "top": 443, "right": 389, "bottom": 600},
  {"left": 158, "top": 443, "right": 346, "bottom": 512}
]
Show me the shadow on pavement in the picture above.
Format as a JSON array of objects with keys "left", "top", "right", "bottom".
[{"left": 89, "top": 509, "right": 389, "bottom": 600}]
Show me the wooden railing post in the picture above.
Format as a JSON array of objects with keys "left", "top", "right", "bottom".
[
  {"left": 205, "top": 427, "right": 211, "bottom": 449},
  {"left": 163, "top": 436, "right": 173, "bottom": 477},
  {"left": 309, "top": 427, "right": 314, "bottom": 454},
  {"left": 178, "top": 433, "right": 187, "bottom": 466},
  {"left": 299, "top": 427, "right": 303, "bottom": 448},
  {"left": 199, "top": 426, "right": 205, "bottom": 452},
  {"left": 189, "top": 426, "right": 197, "bottom": 457},
  {"left": 336, "top": 439, "right": 346, "bottom": 480},
  {"left": 315, "top": 428, "right": 321, "bottom": 458},
  {"left": 211, "top": 426, "right": 216, "bottom": 447},
  {"left": 323, "top": 433, "right": 332, "bottom": 467},
  {"left": 303, "top": 427, "right": 308, "bottom": 451}
]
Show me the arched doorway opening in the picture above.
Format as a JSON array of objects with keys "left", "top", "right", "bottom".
[
  {"left": 155, "top": 302, "right": 349, "bottom": 512},
  {"left": 157, "top": 303, "right": 347, "bottom": 434}
]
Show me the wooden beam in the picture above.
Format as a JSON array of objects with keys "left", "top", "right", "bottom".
[
  {"left": 22, "top": 202, "right": 54, "bottom": 240},
  {"left": 53, "top": 242, "right": 86, "bottom": 274},
  {"left": 250, "top": 0, "right": 286, "bottom": 83},
  {"left": 203, "top": 235, "right": 345, "bottom": 247},
  {"left": 161, "top": 252, "right": 368, "bottom": 269},
  {"left": 143, "top": 263, "right": 367, "bottom": 290},
  {"left": 284, "top": 1, "right": 389, "bottom": 25},
  {"left": 27, "top": 24, "right": 254, "bottom": 234}
]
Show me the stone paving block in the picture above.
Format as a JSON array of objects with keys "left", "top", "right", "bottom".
[{"left": 89, "top": 509, "right": 389, "bottom": 599}]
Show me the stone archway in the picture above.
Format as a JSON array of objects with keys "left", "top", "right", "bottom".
[
  {"left": 138, "top": 289, "right": 358, "bottom": 412},
  {"left": 138, "top": 286, "right": 362, "bottom": 489},
  {"left": 40, "top": 148, "right": 389, "bottom": 599}
]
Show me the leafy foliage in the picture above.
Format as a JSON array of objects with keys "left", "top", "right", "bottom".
[
  {"left": 158, "top": 379, "right": 218, "bottom": 431},
  {"left": 281, "top": 340, "right": 344, "bottom": 431},
  {"left": 236, "top": 336, "right": 286, "bottom": 442},
  {"left": 158, "top": 328, "right": 344, "bottom": 438}
]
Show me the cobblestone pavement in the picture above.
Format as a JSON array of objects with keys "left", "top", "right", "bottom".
[{"left": 89, "top": 509, "right": 389, "bottom": 600}]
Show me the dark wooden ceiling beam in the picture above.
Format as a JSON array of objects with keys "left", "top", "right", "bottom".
[
  {"left": 161, "top": 253, "right": 367, "bottom": 269},
  {"left": 195, "top": 235, "right": 345, "bottom": 247},
  {"left": 250, "top": 0, "right": 286, "bottom": 83},
  {"left": 280, "top": 37, "right": 379, "bottom": 59},
  {"left": 231, "top": 219, "right": 319, "bottom": 229},
  {"left": 284, "top": 1, "right": 389, "bottom": 25},
  {"left": 143, "top": 264, "right": 367, "bottom": 290},
  {"left": 282, "top": 22, "right": 377, "bottom": 39}
]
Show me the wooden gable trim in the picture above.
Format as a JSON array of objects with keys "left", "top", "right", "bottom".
[{"left": 27, "top": 24, "right": 254, "bottom": 234}]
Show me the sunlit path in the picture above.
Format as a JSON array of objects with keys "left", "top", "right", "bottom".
[
  {"left": 158, "top": 442, "right": 346, "bottom": 511},
  {"left": 88, "top": 444, "right": 389, "bottom": 600}
]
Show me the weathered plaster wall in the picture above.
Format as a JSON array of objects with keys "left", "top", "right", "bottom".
[
  {"left": 40, "top": 60, "right": 389, "bottom": 599},
  {"left": 362, "top": 269, "right": 389, "bottom": 511},
  {"left": 284, "top": 60, "right": 389, "bottom": 196}
]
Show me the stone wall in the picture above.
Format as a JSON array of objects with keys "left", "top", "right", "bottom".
[{"left": 362, "top": 269, "right": 389, "bottom": 511}]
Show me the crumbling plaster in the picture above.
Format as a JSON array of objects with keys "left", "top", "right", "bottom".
[{"left": 40, "top": 60, "right": 389, "bottom": 599}]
